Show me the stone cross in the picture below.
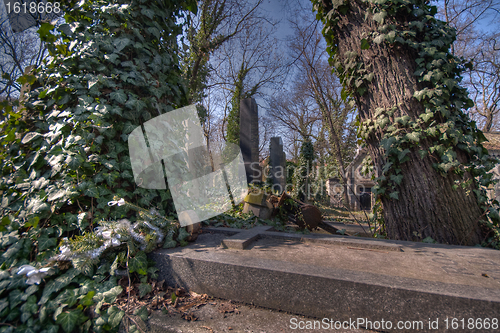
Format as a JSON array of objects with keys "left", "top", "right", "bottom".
[
  {"left": 221, "top": 226, "right": 273, "bottom": 250},
  {"left": 240, "top": 98, "right": 260, "bottom": 184}
]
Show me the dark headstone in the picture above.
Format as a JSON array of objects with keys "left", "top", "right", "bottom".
[
  {"left": 269, "top": 137, "right": 286, "bottom": 193},
  {"left": 240, "top": 98, "right": 260, "bottom": 184}
]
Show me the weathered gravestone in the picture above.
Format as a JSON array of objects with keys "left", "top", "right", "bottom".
[
  {"left": 269, "top": 137, "right": 286, "bottom": 194},
  {"left": 346, "top": 147, "right": 375, "bottom": 211},
  {"left": 151, "top": 228, "right": 500, "bottom": 332},
  {"left": 240, "top": 98, "right": 260, "bottom": 184},
  {"left": 326, "top": 177, "right": 343, "bottom": 208}
]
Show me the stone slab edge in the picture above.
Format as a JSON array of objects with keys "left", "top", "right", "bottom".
[
  {"left": 202, "top": 226, "right": 500, "bottom": 253},
  {"left": 203, "top": 226, "right": 403, "bottom": 251},
  {"left": 150, "top": 249, "right": 500, "bottom": 333}
]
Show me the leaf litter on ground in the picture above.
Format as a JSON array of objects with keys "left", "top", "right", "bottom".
[{"left": 114, "top": 277, "right": 210, "bottom": 323}]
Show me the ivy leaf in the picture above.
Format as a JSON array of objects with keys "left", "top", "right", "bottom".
[
  {"left": 184, "top": 0, "right": 198, "bottom": 14},
  {"left": 134, "top": 306, "right": 148, "bottom": 321},
  {"left": 39, "top": 269, "right": 79, "bottom": 305},
  {"left": 419, "top": 112, "right": 433, "bottom": 122},
  {"left": 84, "top": 186, "right": 99, "bottom": 198},
  {"left": 66, "top": 155, "right": 84, "bottom": 170},
  {"left": 389, "top": 191, "right": 399, "bottom": 200},
  {"left": 381, "top": 136, "right": 396, "bottom": 152},
  {"left": 107, "top": 306, "right": 125, "bottom": 328},
  {"left": 390, "top": 174, "right": 404, "bottom": 185},
  {"left": 141, "top": 8, "right": 155, "bottom": 19},
  {"left": 42, "top": 325, "right": 59, "bottom": 333},
  {"left": 422, "top": 237, "right": 436, "bottom": 244},
  {"left": 129, "top": 252, "right": 147, "bottom": 275},
  {"left": 418, "top": 149, "right": 428, "bottom": 159},
  {"left": 488, "top": 208, "right": 500, "bottom": 223},
  {"left": 357, "top": 86, "right": 367, "bottom": 95},
  {"left": 147, "top": 27, "right": 161, "bottom": 39},
  {"left": 110, "top": 90, "right": 128, "bottom": 104},
  {"left": 37, "top": 22, "right": 55, "bottom": 40},
  {"left": 113, "top": 38, "right": 131, "bottom": 52},
  {"left": 21, "top": 132, "right": 42, "bottom": 144},
  {"left": 360, "top": 38, "right": 370, "bottom": 50},
  {"left": 79, "top": 291, "right": 95, "bottom": 307},
  {"left": 9, "top": 289, "right": 23, "bottom": 309},
  {"left": 177, "top": 228, "right": 190, "bottom": 242},
  {"left": 373, "top": 34, "right": 385, "bottom": 44},
  {"left": 406, "top": 132, "right": 420, "bottom": 143},
  {"left": 6, "top": 307, "right": 20, "bottom": 321},
  {"left": 0, "top": 299, "right": 8, "bottom": 313},
  {"left": 21, "top": 311, "right": 32, "bottom": 323},
  {"left": 397, "top": 149, "right": 410, "bottom": 162},
  {"left": 372, "top": 11, "right": 387, "bottom": 24},
  {"left": 440, "top": 162, "right": 453, "bottom": 173},
  {"left": 102, "top": 286, "right": 123, "bottom": 304},
  {"left": 138, "top": 283, "right": 152, "bottom": 298},
  {"left": 56, "top": 309, "right": 81, "bottom": 333},
  {"left": 47, "top": 189, "right": 68, "bottom": 202},
  {"left": 20, "top": 295, "right": 38, "bottom": 314},
  {"left": 123, "top": 122, "right": 137, "bottom": 134},
  {"left": 163, "top": 236, "right": 176, "bottom": 249},
  {"left": 38, "top": 235, "right": 57, "bottom": 251},
  {"left": 57, "top": 289, "right": 78, "bottom": 307},
  {"left": 104, "top": 53, "right": 119, "bottom": 64}
]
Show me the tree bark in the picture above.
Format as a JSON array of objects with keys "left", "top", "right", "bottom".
[{"left": 327, "top": 1, "right": 485, "bottom": 245}]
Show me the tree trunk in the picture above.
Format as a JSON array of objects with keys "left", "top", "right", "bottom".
[
  {"left": 483, "top": 110, "right": 493, "bottom": 133},
  {"left": 324, "top": 110, "right": 350, "bottom": 207},
  {"left": 322, "top": 0, "right": 485, "bottom": 245}
]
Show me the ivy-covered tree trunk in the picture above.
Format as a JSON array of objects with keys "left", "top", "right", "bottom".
[
  {"left": 312, "top": 0, "right": 499, "bottom": 245},
  {"left": 1, "top": 0, "right": 194, "bottom": 227}
]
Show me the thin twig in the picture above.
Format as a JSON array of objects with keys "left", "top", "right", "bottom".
[
  {"left": 123, "top": 313, "right": 147, "bottom": 333},
  {"left": 125, "top": 245, "right": 132, "bottom": 333}
]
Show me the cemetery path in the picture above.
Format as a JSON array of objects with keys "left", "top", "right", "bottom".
[{"left": 145, "top": 298, "right": 380, "bottom": 333}]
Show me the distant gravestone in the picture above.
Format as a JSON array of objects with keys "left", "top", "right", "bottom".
[
  {"left": 326, "top": 177, "right": 343, "bottom": 208},
  {"left": 269, "top": 137, "right": 286, "bottom": 193},
  {"left": 240, "top": 98, "right": 260, "bottom": 184},
  {"left": 346, "top": 147, "right": 375, "bottom": 211}
]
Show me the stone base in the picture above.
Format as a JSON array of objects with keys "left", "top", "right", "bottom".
[
  {"left": 242, "top": 202, "right": 273, "bottom": 219},
  {"left": 150, "top": 228, "right": 500, "bottom": 333}
]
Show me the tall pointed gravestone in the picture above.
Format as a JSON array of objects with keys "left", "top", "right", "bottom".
[
  {"left": 240, "top": 98, "right": 260, "bottom": 184},
  {"left": 269, "top": 137, "right": 286, "bottom": 193}
]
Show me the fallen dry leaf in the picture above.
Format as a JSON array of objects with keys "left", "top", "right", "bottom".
[
  {"left": 181, "top": 312, "right": 197, "bottom": 321},
  {"left": 177, "top": 299, "right": 207, "bottom": 313},
  {"left": 218, "top": 301, "right": 239, "bottom": 314}
]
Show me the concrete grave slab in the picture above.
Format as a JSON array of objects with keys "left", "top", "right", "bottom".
[{"left": 150, "top": 227, "right": 500, "bottom": 332}]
